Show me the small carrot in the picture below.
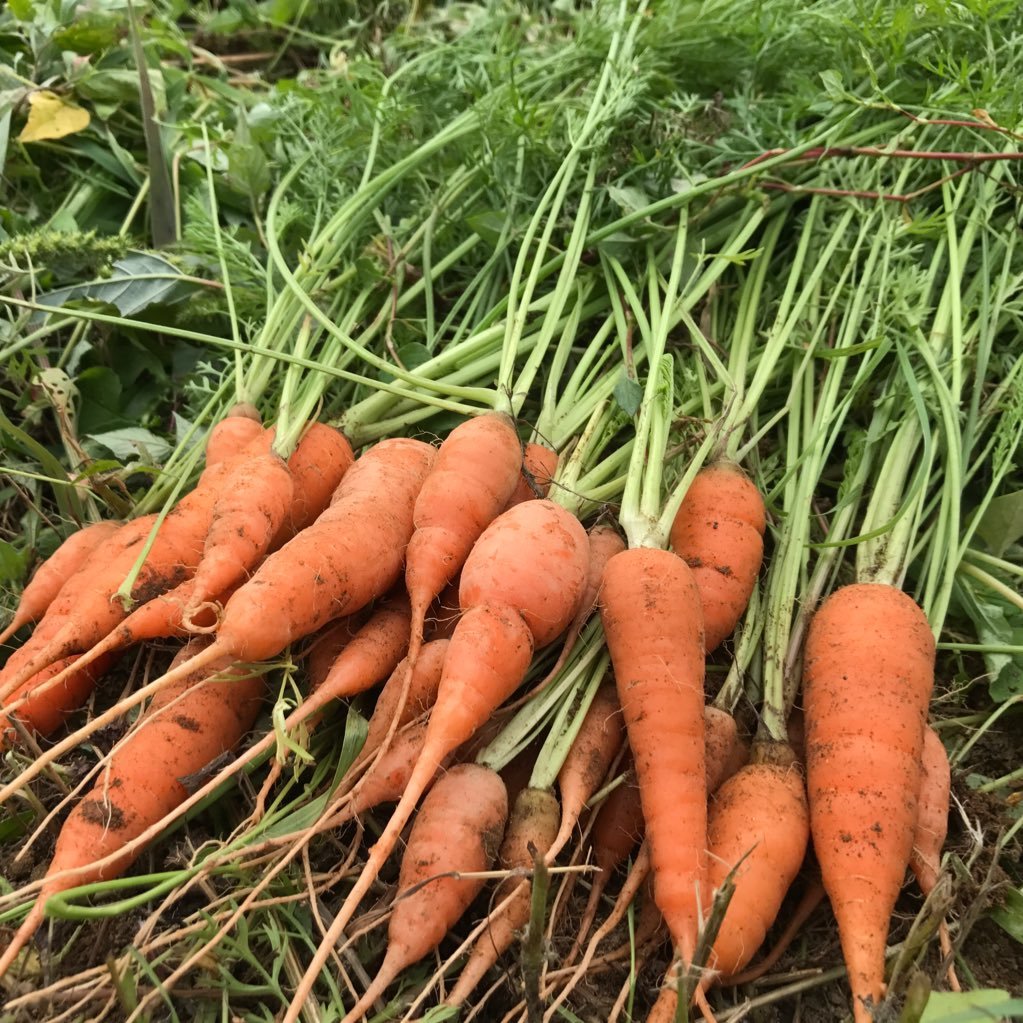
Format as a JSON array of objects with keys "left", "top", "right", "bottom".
[
  {"left": 704, "top": 706, "right": 749, "bottom": 794},
  {"left": 669, "top": 461, "right": 766, "bottom": 652},
  {"left": 546, "top": 681, "right": 624, "bottom": 863},
  {"left": 443, "top": 786, "right": 561, "bottom": 1008},
  {"left": 505, "top": 441, "right": 559, "bottom": 508},
  {"left": 403, "top": 413, "right": 522, "bottom": 701},
  {"left": 0, "top": 652, "right": 116, "bottom": 745},
  {"left": 303, "top": 613, "right": 368, "bottom": 693},
  {"left": 911, "top": 724, "right": 959, "bottom": 992},
  {"left": 274, "top": 422, "right": 355, "bottom": 539},
  {"left": 804, "top": 583, "right": 935, "bottom": 1023},
  {"left": 283, "top": 498, "right": 588, "bottom": 1021},
  {"left": 0, "top": 520, "right": 121, "bottom": 647},
  {"left": 600, "top": 547, "right": 707, "bottom": 965},
  {"left": 338, "top": 763, "right": 508, "bottom": 1023},
  {"left": 0, "top": 639, "right": 264, "bottom": 979},
  {"left": 201, "top": 403, "right": 263, "bottom": 474}
]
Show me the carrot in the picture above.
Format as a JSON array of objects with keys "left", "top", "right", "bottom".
[
  {"left": 181, "top": 447, "right": 295, "bottom": 628},
  {"left": 201, "top": 403, "right": 263, "bottom": 474},
  {"left": 600, "top": 547, "right": 707, "bottom": 964},
  {"left": 804, "top": 583, "right": 935, "bottom": 1023},
  {"left": 338, "top": 763, "right": 508, "bottom": 1023},
  {"left": 303, "top": 613, "right": 367, "bottom": 693},
  {"left": 423, "top": 575, "right": 462, "bottom": 643},
  {"left": 704, "top": 706, "right": 749, "bottom": 794},
  {"left": 274, "top": 422, "right": 355, "bottom": 539},
  {"left": 403, "top": 413, "right": 522, "bottom": 699},
  {"left": 505, "top": 441, "right": 559, "bottom": 508},
  {"left": 443, "top": 786, "right": 561, "bottom": 1008},
  {"left": 546, "top": 681, "right": 624, "bottom": 863},
  {"left": 0, "top": 639, "right": 264, "bottom": 979},
  {"left": 283, "top": 498, "right": 588, "bottom": 1020},
  {"left": 0, "top": 439, "right": 435, "bottom": 805},
  {"left": 0, "top": 520, "right": 121, "bottom": 646},
  {"left": 911, "top": 724, "right": 959, "bottom": 992},
  {"left": 669, "top": 461, "right": 766, "bottom": 652},
  {"left": 357, "top": 637, "right": 448, "bottom": 764},
  {"left": 703, "top": 742, "right": 809, "bottom": 981},
  {"left": 0, "top": 652, "right": 116, "bottom": 745}
]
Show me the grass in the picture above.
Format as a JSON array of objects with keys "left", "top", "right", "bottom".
[{"left": 2, "top": 0, "right": 1023, "bottom": 1020}]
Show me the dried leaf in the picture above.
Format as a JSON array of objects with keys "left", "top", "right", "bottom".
[{"left": 18, "top": 90, "right": 90, "bottom": 143}]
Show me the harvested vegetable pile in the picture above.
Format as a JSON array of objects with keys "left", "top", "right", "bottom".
[{"left": 2, "top": 2, "right": 1023, "bottom": 1022}]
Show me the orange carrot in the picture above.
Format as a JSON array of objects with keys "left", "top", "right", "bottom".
[
  {"left": 0, "top": 652, "right": 116, "bottom": 745},
  {"left": 274, "top": 422, "right": 355, "bottom": 539},
  {"left": 444, "top": 786, "right": 561, "bottom": 1008},
  {"left": 0, "top": 639, "right": 265, "bottom": 979},
  {"left": 338, "top": 764, "right": 508, "bottom": 1023},
  {"left": 669, "top": 461, "right": 766, "bottom": 652},
  {"left": 600, "top": 547, "right": 707, "bottom": 964},
  {"left": 403, "top": 413, "right": 522, "bottom": 697},
  {"left": 704, "top": 707, "right": 749, "bottom": 794},
  {"left": 547, "top": 681, "right": 624, "bottom": 863},
  {"left": 0, "top": 520, "right": 121, "bottom": 646},
  {"left": 303, "top": 613, "right": 368, "bottom": 693},
  {"left": 804, "top": 583, "right": 935, "bottom": 1023},
  {"left": 703, "top": 742, "right": 809, "bottom": 981},
  {"left": 181, "top": 448, "right": 295, "bottom": 627},
  {"left": 505, "top": 441, "right": 559, "bottom": 508},
  {"left": 911, "top": 724, "right": 959, "bottom": 992},
  {"left": 283, "top": 499, "right": 588, "bottom": 1020},
  {"left": 201, "top": 403, "right": 263, "bottom": 473}
]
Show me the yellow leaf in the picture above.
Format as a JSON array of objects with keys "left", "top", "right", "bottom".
[{"left": 17, "top": 90, "right": 90, "bottom": 143}]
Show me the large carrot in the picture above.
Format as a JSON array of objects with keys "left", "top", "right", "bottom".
[
  {"left": 600, "top": 548, "right": 707, "bottom": 965},
  {"left": 338, "top": 764, "right": 508, "bottom": 1023},
  {"left": 0, "top": 520, "right": 121, "bottom": 647},
  {"left": 0, "top": 639, "right": 265, "bottom": 979},
  {"left": 669, "top": 461, "right": 766, "bottom": 653},
  {"left": 283, "top": 498, "right": 588, "bottom": 1020},
  {"left": 443, "top": 786, "right": 561, "bottom": 1008},
  {"left": 0, "top": 439, "right": 435, "bottom": 805},
  {"left": 804, "top": 583, "right": 935, "bottom": 1023}
]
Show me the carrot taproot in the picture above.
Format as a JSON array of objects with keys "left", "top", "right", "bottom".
[
  {"left": 282, "top": 498, "right": 588, "bottom": 1021},
  {"left": 704, "top": 707, "right": 749, "bottom": 794},
  {"left": 911, "top": 724, "right": 959, "bottom": 992},
  {"left": 600, "top": 547, "right": 707, "bottom": 964},
  {"left": 338, "top": 763, "right": 508, "bottom": 1023},
  {"left": 274, "top": 422, "right": 355, "bottom": 539},
  {"left": 669, "top": 461, "right": 766, "bottom": 652},
  {"left": 403, "top": 413, "right": 522, "bottom": 701},
  {"left": 0, "top": 520, "right": 121, "bottom": 647},
  {"left": 703, "top": 742, "right": 809, "bottom": 981},
  {"left": 303, "top": 614, "right": 367, "bottom": 693},
  {"left": 546, "top": 681, "right": 624, "bottom": 863},
  {"left": 0, "top": 639, "right": 264, "bottom": 979},
  {"left": 443, "top": 786, "right": 561, "bottom": 1008},
  {"left": 505, "top": 441, "right": 559, "bottom": 508},
  {"left": 0, "top": 652, "right": 116, "bottom": 745},
  {"left": 0, "top": 439, "right": 435, "bottom": 806},
  {"left": 803, "top": 583, "right": 935, "bottom": 1023}
]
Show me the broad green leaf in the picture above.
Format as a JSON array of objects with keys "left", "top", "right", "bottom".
[
  {"left": 614, "top": 374, "right": 643, "bottom": 417},
  {"left": 33, "top": 252, "right": 191, "bottom": 319},
  {"left": 975, "top": 490, "right": 1023, "bottom": 557},
  {"left": 53, "top": 12, "right": 125, "bottom": 55},
  {"left": 0, "top": 539, "right": 28, "bottom": 586},
  {"left": 7, "top": 0, "right": 34, "bottom": 22},
  {"left": 990, "top": 886, "right": 1023, "bottom": 944},
  {"left": 920, "top": 989, "right": 1023, "bottom": 1022},
  {"left": 227, "top": 113, "right": 270, "bottom": 197},
  {"left": 607, "top": 184, "right": 652, "bottom": 216},
  {"left": 17, "top": 90, "right": 91, "bottom": 143},
  {"left": 952, "top": 577, "right": 1023, "bottom": 701},
  {"left": 85, "top": 427, "right": 171, "bottom": 464}
]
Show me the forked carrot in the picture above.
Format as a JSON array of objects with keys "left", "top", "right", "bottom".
[
  {"left": 0, "top": 520, "right": 121, "bottom": 646},
  {"left": 338, "top": 764, "right": 508, "bottom": 1023}
]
